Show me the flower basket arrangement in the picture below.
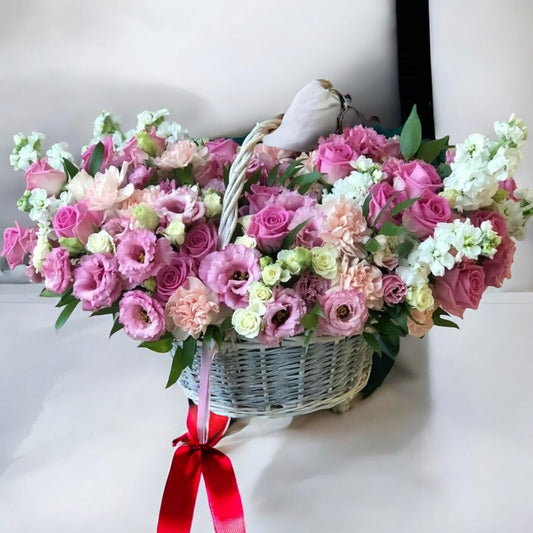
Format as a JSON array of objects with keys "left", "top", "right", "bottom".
[{"left": 2, "top": 79, "right": 532, "bottom": 532}]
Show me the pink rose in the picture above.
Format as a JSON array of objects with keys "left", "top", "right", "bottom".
[
  {"left": 367, "top": 182, "right": 407, "bottom": 229},
  {"left": 245, "top": 184, "right": 282, "bottom": 214},
  {"left": 119, "top": 290, "right": 166, "bottom": 342},
  {"left": 317, "top": 288, "right": 368, "bottom": 337},
  {"left": 247, "top": 204, "right": 294, "bottom": 254},
  {"left": 72, "top": 252, "right": 124, "bottom": 311},
  {"left": 193, "top": 137, "right": 239, "bottom": 184},
  {"left": 1, "top": 222, "right": 36, "bottom": 269},
  {"left": 402, "top": 190, "right": 452, "bottom": 238},
  {"left": 407, "top": 308, "right": 434, "bottom": 338},
  {"left": 381, "top": 274, "right": 407, "bottom": 305},
  {"left": 52, "top": 201, "right": 102, "bottom": 244},
  {"left": 128, "top": 165, "right": 154, "bottom": 189},
  {"left": 165, "top": 276, "right": 222, "bottom": 340},
  {"left": 315, "top": 141, "right": 355, "bottom": 183},
  {"left": 259, "top": 288, "right": 307, "bottom": 345},
  {"left": 25, "top": 158, "right": 67, "bottom": 196},
  {"left": 181, "top": 222, "right": 218, "bottom": 264},
  {"left": 199, "top": 244, "right": 261, "bottom": 309},
  {"left": 432, "top": 261, "right": 486, "bottom": 318},
  {"left": 154, "top": 253, "right": 196, "bottom": 303},
  {"left": 394, "top": 160, "right": 442, "bottom": 197},
  {"left": 41, "top": 247, "right": 73, "bottom": 294}
]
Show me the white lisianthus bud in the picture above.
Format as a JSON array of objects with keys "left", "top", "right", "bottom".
[
  {"left": 162, "top": 217, "right": 186, "bottom": 246},
  {"left": 248, "top": 282, "right": 273, "bottom": 313},
  {"left": 232, "top": 307, "right": 262, "bottom": 338},
  {"left": 311, "top": 244, "right": 339, "bottom": 279},
  {"left": 86, "top": 230, "right": 115, "bottom": 253},
  {"left": 132, "top": 205, "right": 159, "bottom": 231}
]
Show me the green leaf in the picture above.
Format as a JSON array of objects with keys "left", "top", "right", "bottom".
[
  {"left": 183, "top": 336, "right": 198, "bottom": 361},
  {"left": 308, "top": 302, "right": 325, "bottom": 319},
  {"left": 55, "top": 298, "right": 79, "bottom": 330},
  {"left": 432, "top": 307, "right": 460, "bottom": 329},
  {"left": 416, "top": 135, "right": 450, "bottom": 163},
  {"left": 364, "top": 238, "right": 380, "bottom": 253},
  {"left": 109, "top": 317, "right": 124, "bottom": 338},
  {"left": 266, "top": 164, "right": 281, "bottom": 187},
  {"left": 362, "top": 193, "right": 372, "bottom": 219},
  {"left": 88, "top": 141, "right": 105, "bottom": 176},
  {"left": 376, "top": 334, "right": 401, "bottom": 360},
  {"left": 437, "top": 162, "right": 452, "bottom": 179},
  {"left": 63, "top": 158, "right": 80, "bottom": 179},
  {"left": 389, "top": 196, "right": 420, "bottom": 217},
  {"left": 301, "top": 312, "right": 319, "bottom": 331},
  {"left": 242, "top": 168, "right": 262, "bottom": 193},
  {"left": 40, "top": 288, "right": 60, "bottom": 298},
  {"left": 363, "top": 332, "right": 382, "bottom": 354},
  {"left": 397, "top": 239, "right": 415, "bottom": 259},
  {"left": 280, "top": 160, "right": 303, "bottom": 184},
  {"left": 379, "top": 221, "right": 407, "bottom": 236},
  {"left": 281, "top": 218, "right": 310, "bottom": 249},
  {"left": 55, "top": 288, "right": 75, "bottom": 308},
  {"left": 90, "top": 303, "right": 119, "bottom": 317},
  {"left": 165, "top": 341, "right": 197, "bottom": 389},
  {"left": 139, "top": 335, "right": 174, "bottom": 353},
  {"left": 400, "top": 105, "right": 422, "bottom": 160}
]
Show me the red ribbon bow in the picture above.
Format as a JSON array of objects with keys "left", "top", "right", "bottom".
[{"left": 157, "top": 404, "right": 246, "bottom": 533}]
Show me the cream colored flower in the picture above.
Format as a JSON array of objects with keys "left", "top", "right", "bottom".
[
  {"left": 406, "top": 284, "right": 435, "bottom": 312},
  {"left": 86, "top": 230, "right": 115, "bottom": 253},
  {"left": 232, "top": 307, "right": 262, "bottom": 338},
  {"left": 311, "top": 244, "right": 339, "bottom": 279}
]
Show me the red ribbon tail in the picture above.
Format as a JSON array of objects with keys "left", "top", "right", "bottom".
[
  {"left": 157, "top": 446, "right": 202, "bottom": 533},
  {"left": 202, "top": 449, "right": 247, "bottom": 533}
]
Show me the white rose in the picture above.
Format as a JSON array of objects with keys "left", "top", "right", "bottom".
[
  {"left": 232, "top": 307, "right": 262, "bottom": 338},
  {"left": 86, "top": 230, "right": 115, "bottom": 253}
]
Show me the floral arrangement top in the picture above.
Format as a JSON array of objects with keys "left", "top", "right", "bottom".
[{"left": 2, "top": 106, "right": 532, "bottom": 385}]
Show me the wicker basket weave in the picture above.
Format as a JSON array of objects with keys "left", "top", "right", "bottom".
[{"left": 178, "top": 118, "right": 374, "bottom": 417}]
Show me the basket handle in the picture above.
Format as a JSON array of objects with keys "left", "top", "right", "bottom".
[{"left": 218, "top": 118, "right": 282, "bottom": 249}]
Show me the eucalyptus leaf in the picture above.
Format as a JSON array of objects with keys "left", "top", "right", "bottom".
[
  {"left": 400, "top": 105, "right": 422, "bottom": 160},
  {"left": 88, "top": 141, "right": 105, "bottom": 176}
]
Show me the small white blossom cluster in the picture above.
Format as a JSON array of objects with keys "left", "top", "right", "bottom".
[
  {"left": 10, "top": 131, "right": 45, "bottom": 171},
  {"left": 46, "top": 142, "right": 74, "bottom": 171},
  {"left": 135, "top": 108, "right": 189, "bottom": 144},
  {"left": 91, "top": 110, "right": 124, "bottom": 147},
  {"left": 443, "top": 115, "right": 527, "bottom": 211},
  {"left": 323, "top": 155, "right": 385, "bottom": 204}
]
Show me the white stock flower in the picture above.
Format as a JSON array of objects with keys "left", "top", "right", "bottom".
[
  {"left": 136, "top": 109, "right": 169, "bottom": 131},
  {"left": 454, "top": 133, "right": 492, "bottom": 166},
  {"left": 434, "top": 219, "right": 483, "bottom": 262},
  {"left": 443, "top": 164, "right": 498, "bottom": 211},
  {"left": 32, "top": 226, "right": 52, "bottom": 272},
  {"left": 10, "top": 131, "right": 45, "bottom": 171},
  {"left": 495, "top": 198, "right": 527, "bottom": 240},
  {"left": 494, "top": 115, "right": 527, "bottom": 148},
  {"left": 157, "top": 121, "right": 189, "bottom": 143},
  {"left": 46, "top": 142, "right": 74, "bottom": 170},
  {"left": 417, "top": 236, "right": 455, "bottom": 277}
]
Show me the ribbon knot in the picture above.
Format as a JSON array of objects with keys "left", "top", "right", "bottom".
[{"left": 157, "top": 404, "right": 246, "bottom": 533}]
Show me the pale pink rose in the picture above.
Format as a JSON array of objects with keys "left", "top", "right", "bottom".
[
  {"left": 165, "top": 276, "right": 222, "bottom": 340},
  {"left": 72, "top": 253, "right": 124, "bottom": 311},
  {"left": 317, "top": 288, "right": 368, "bottom": 337},
  {"left": 383, "top": 136, "right": 402, "bottom": 158},
  {"left": 320, "top": 196, "right": 368, "bottom": 258},
  {"left": 402, "top": 190, "right": 452, "bottom": 238},
  {"left": 315, "top": 141, "right": 355, "bottom": 183},
  {"left": 155, "top": 186, "right": 205, "bottom": 225},
  {"left": 245, "top": 184, "right": 282, "bottom": 214},
  {"left": 154, "top": 253, "right": 196, "bottom": 303},
  {"left": 41, "top": 247, "right": 72, "bottom": 294},
  {"left": 341, "top": 125, "right": 387, "bottom": 160},
  {"left": 290, "top": 206, "right": 325, "bottom": 248},
  {"left": 259, "top": 288, "right": 306, "bottom": 345},
  {"left": 247, "top": 204, "right": 294, "bottom": 254},
  {"left": 25, "top": 158, "right": 67, "bottom": 196},
  {"left": 381, "top": 157, "right": 405, "bottom": 181},
  {"left": 334, "top": 257, "right": 383, "bottom": 309},
  {"left": 180, "top": 221, "right": 218, "bottom": 264},
  {"left": 86, "top": 164, "right": 135, "bottom": 214},
  {"left": 432, "top": 261, "right": 486, "bottom": 318},
  {"left": 66, "top": 170, "right": 94, "bottom": 202},
  {"left": 116, "top": 229, "right": 173, "bottom": 285},
  {"left": 119, "top": 290, "right": 166, "bottom": 342},
  {"left": 195, "top": 138, "right": 238, "bottom": 184},
  {"left": 367, "top": 182, "right": 407, "bottom": 229},
  {"left": 407, "top": 307, "right": 434, "bottom": 337},
  {"left": 381, "top": 274, "right": 407, "bottom": 305},
  {"left": 394, "top": 160, "right": 443, "bottom": 196},
  {"left": 155, "top": 140, "right": 206, "bottom": 170},
  {"left": 199, "top": 244, "right": 261, "bottom": 309},
  {"left": 52, "top": 201, "right": 103, "bottom": 244},
  {"left": 1, "top": 222, "right": 36, "bottom": 269}
]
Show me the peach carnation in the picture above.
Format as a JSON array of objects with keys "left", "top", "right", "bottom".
[{"left": 333, "top": 257, "right": 383, "bottom": 309}]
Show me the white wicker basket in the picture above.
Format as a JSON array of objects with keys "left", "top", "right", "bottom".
[{"left": 179, "top": 118, "right": 374, "bottom": 417}]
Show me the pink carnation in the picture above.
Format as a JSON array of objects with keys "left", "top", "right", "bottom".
[
  {"left": 259, "top": 288, "right": 306, "bottom": 345},
  {"left": 165, "top": 276, "right": 222, "bottom": 340},
  {"left": 41, "top": 247, "right": 72, "bottom": 294},
  {"left": 199, "top": 244, "right": 261, "bottom": 309},
  {"left": 293, "top": 272, "right": 331, "bottom": 306},
  {"left": 342, "top": 125, "right": 387, "bottom": 160},
  {"left": 119, "top": 290, "right": 166, "bottom": 342},
  {"left": 317, "top": 288, "right": 368, "bottom": 337},
  {"left": 72, "top": 253, "right": 124, "bottom": 311}
]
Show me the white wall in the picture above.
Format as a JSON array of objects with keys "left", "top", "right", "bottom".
[{"left": 430, "top": 0, "right": 533, "bottom": 291}]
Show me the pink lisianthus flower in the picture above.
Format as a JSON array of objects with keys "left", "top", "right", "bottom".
[
  {"left": 155, "top": 186, "right": 205, "bottom": 225},
  {"left": 180, "top": 221, "right": 218, "bottom": 265},
  {"left": 116, "top": 229, "right": 173, "bottom": 285},
  {"left": 52, "top": 201, "right": 103, "bottom": 244},
  {"left": 317, "top": 288, "right": 368, "bottom": 337},
  {"left": 199, "top": 244, "right": 261, "bottom": 309},
  {"left": 276, "top": 188, "right": 317, "bottom": 212},
  {"left": 320, "top": 196, "right": 369, "bottom": 258},
  {"left": 41, "top": 247, "right": 72, "bottom": 294},
  {"left": 394, "top": 160, "right": 443, "bottom": 197},
  {"left": 154, "top": 253, "right": 196, "bottom": 304},
  {"left": 247, "top": 204, "right": 294, "bottom": 254},
  {"left": 72, "top": 252, "right": 124, "bottom": 311},
  {"left": 1, "top": 222, "right": 36, "bottom": 269},
  {"left": 119, "top": 290, "right": 166, "bottom": 342},
  {"left": 259, "top": 288, "right": 306, "bottom": 345},
  {"left": 24, "top": 158, "right": 67, "bottom": 196},
  {"left": 315, "top": 141, "right": 355, "bottom": 183},
  {"left": 432, "top": 261, "right": 486, "bottom": 318},
  {"left": 165, "top": 276, "right": 222, "bottom": 340},
  {"left": 128, "top": 165, "right": 154, "bottom": 189},
  {"left": 381, "top": 274, "right": 408, "bottom": 305},
  {"left": 402, "top": 190, "right": 452, "bottom": 238}
]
